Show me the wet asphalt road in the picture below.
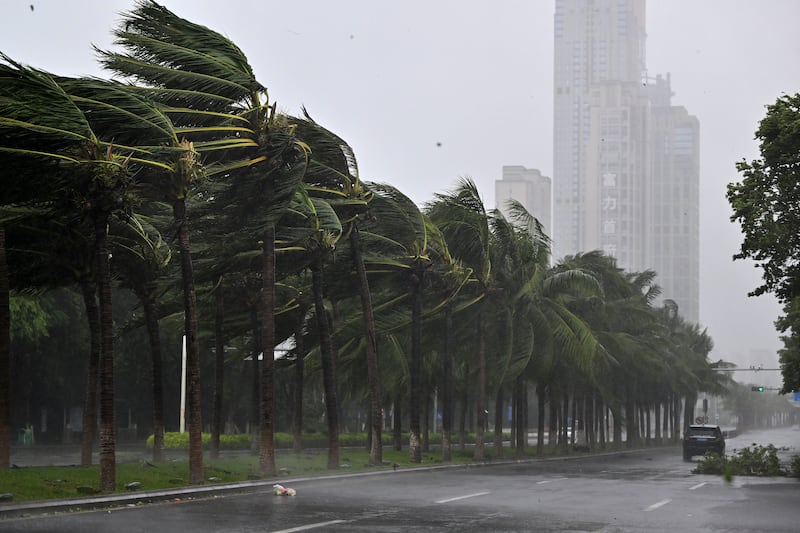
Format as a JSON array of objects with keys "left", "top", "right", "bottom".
[{"left": 2, "top": 427, "right": 799, "bottom": 532}]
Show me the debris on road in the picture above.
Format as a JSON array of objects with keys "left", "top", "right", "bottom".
[{"left": 273, "top": 484, "right": 296, "bottom": 496}]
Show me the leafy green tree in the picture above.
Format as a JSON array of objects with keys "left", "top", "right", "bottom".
[
  {"left": 727, "top": 93, "right": 800, "bottom": 393},
  {"left": 727, "top": 93, "right": 800, "bottom": 302},
  {"left": 776, "top": 299, "right": 800, "bottom": 393}
]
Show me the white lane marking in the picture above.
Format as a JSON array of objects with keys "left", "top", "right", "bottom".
[
  {"left": 689, "top": 482, "right": 707, "bottom": 491},
  {"left": 435, "top": 491, "right": 491, "bottom": 504},
  {"left": 644, "top": 499, "right": 672, "bottom": 512},
  {"left": 273, "top": 520, "right": 349, "bottom": 532},
  {"left": 536, "top": 477, "right": 568, "bottom": 485}
]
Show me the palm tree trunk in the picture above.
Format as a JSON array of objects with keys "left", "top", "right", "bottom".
[
  {"left": 312, "top": 260, "right": 339, "bottom": 470},
  {"left": 173, "top": 199, "right": 203, "bottom": 485},
  {"left": 518, "top": 380, "right": 528, "bottom": 454},
  {"left": 473, "top": 311, "right": 486, "bottom": 461},
  {"left": 210, "top": 275, "right": 224, "bottom": 460},
  {"left": 458, "top": 388, "right": 468, "bottom": 452},
  {"left": 597, "top": 396, "right": 606, "bottom": 449},
  {"left": 536, "top": 384, "right": 546, "bottom": 455},
  {"left": 292, "top": 312, "right": 305, "bottom": 454},
  {"left": 548, "top": 388, "right": 558, "bottom": 453},
  {"left": 513, "top": 378, "right": 524, "bottom": 456},
  {"left": 349, "top": 225, "right": 382, "bottom": 465},
  {"left": 422, "top": 393, "right": 430, "bottom": 452},
  {"left": 441, "top": 305, "right": 453, "bottom": 462},
  {"left": 570, "top": 393, "right": 577, "bottom": 448},
  {"left": 613, "top": 404, "right": 623, "bottom": 449},
  {"left": 140, "top": 285, "right": 165, "bottom": 463},
  {"left": 409, "top": 270, "right": 423, "bottom": 463},
  {"left": 638, "top": 404, "right": 646, "bottom": 443},
  {"left": 673, "top": 397, "right": 681, "bottom": 442},
  {"left": 0, "top": 228, "right": 10, "bottom": 469},
  {"left": 624, "top": 386, "right": 636, "bottom": 449},
  {"left": 510, "top": 380, "right": 517, "bottom": 451},
  {"left": 79, "top": 278, "right": 100, "bottom": 467},
  {"left": 96, "top": 213, "right": 116, "bottom": 492},
  {"left": 259, "top": 227, "right": 277, "bottom": 477},
  {"left": 586, "top": 395, "right": 594, "bottom": 449},
  {"left": 494, "top": 387, "right": 504, "bottom": 454},
  {"left": 249, "top": 309, "right": 260, "bottom": 454},
  {"left": 393, "top": 396, "right": 402, "bottom": 451},
  {"left": 654, "top": 402, "right": 662, "bottom": 443}
]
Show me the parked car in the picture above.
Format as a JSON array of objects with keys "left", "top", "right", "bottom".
[{"left": 682, "top": 424, "right": 725, "bottom": 461}]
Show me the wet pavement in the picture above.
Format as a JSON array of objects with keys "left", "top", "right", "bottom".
[{"left": 3, "top": 426, "right": 799, "bottom": 522}]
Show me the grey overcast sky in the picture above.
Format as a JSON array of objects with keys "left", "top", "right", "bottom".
[{"left": 2, "top": 1, "right": 799, "bottom": 375}]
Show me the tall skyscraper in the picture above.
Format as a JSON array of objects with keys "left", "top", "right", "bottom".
[
  {"left": 495, "top": 166, "right": 552, "bottom": 239},
  {"left": 646, "top": 74, "right": 700, "bottom": 322},
  {"left": 552, "top": 0, "right": 699, "bottom": 321}
]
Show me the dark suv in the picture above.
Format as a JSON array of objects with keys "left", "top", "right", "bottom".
[{"left": 682, "top": 424, "right": 725, "bottom": 461}]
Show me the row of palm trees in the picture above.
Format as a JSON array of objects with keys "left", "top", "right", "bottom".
[{"left": 0, "top": 1, "right": 726, "bottom": 491}]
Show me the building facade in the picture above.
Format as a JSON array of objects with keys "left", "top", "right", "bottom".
[
  {"left": 646, "top": 74, "right": 700, "bottom": 321},
  {"left": 495, "top": 165, "right": 552, "bottom": 240},
  {"left": 552, "top": 0, "right": 699, "bottom": 322}
]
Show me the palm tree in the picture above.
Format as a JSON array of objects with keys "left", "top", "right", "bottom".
[
  {"left": 289, "top": 112, "right": 383, "bottom": 465},
  {"left": 109, "top": 210, "right": 175, "bottom": 462},
  {"left": 353, "top": 182, "right": 466, "bottom": 462},
  {"left": 427, "top": 178, "right": 493, "bottom": 461},
  {"left": 278, "top": 190, "right": 343, "bottom": 468},
  {"left": 100, "top": 0, "right": 310, "bottom": 479},
  {"left": 483, "top": 205, "right": 550, "bottom": 455},
  {"left": 552, "top": 252, "right": 641, "bottom": 448},
  {"left": 488, "top": 213, "right": 601, "bottom": 455},
  {"left": 0, "top": 55, "right": 183, "bottom": 488}
]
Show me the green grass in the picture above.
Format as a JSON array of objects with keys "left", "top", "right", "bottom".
[{"left": 0, "top": 447, "right": 490, "bottom": 503}]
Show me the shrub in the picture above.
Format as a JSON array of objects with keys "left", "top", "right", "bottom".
[
  {"left": 691, "top": 451, "right": 726, "bottom": 475},
  {"left": 693, "top": 444, "right": 788, "bottom": 477},
  {"left": 146, "top": 430, "right": 483, "bottom": 451},
  {"left": 789, "top": 455, "right": 800, "bottom": 478},
  {"left": 728, "top": 444, "right": 785, "bottom": 476}
]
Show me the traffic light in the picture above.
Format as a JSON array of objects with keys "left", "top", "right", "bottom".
[{"left": 751, "top": 386, "right": 765, "bottom": 392}]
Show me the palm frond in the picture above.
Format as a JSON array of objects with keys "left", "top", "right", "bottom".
[{"left": 98, "top": 0, "right": 262, "bottom": 107}]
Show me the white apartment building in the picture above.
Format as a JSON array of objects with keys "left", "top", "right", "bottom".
[
  {"left": 552, "top": 0, "right": 699, "bottom": 322},
  {"left": 495, "top": 165, "right": 552, "bottom": 240}
]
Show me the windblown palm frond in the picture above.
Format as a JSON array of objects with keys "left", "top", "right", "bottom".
[
  {"left": 97, "top": 0, "right": 281, "bottom": 170},
  {"left": 0, "top": 55, "right": 181, "bottom": 180},
  {"left": 99, "top": 0, "right": 261, "bottom": 110}
]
